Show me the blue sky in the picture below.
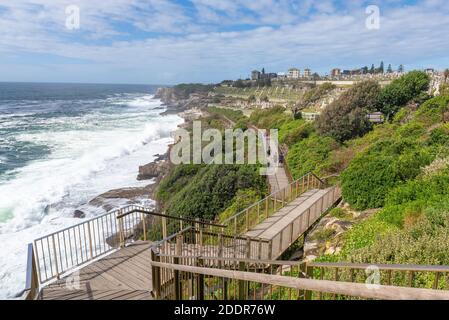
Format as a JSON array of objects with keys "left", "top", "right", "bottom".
[{"left": 0, "top": 0, "right": 448, "bottom": 84}]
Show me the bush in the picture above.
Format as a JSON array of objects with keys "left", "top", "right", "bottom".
[
  {"left": 278, "top": 119, "right": 313, "bottom": 146},
  {"left": 330, "top": 207, "right": 352, "bottom": 220},
  {"left": 316, "top": 80, "right": 381, "bottom": 142},
  {"left": 249, "top": 106, "right": 290, "bottom": 129},
  {"left": 218, "top": 189, "right": 261, "bottom": 223},
  {"left": 341, "top": 139, "right": 434, "bottom": 210},
  {"left": 286, "top": 134, "right": 338, "bottom": 178},
  {"left": 161, "top": 164, "right": 267, "bottom": 220},
  {"left": 377, "top": 71, "right": 430, "bottom": 118},
  {"left": 415, "top": 95, "right": 449, "bottom": 125}
]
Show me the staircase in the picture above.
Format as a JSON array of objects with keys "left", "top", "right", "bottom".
[{"left": 22, "top": 172, "right": 449, "bottom": 300}]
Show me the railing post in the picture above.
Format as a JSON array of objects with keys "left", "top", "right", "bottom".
[
  {"left": 290, "top": 222, "right": 294, "bottom": 245},
  {"left": 307, "top": 174, "right": 311, "bottom": 190},
  {"left": 150, "top": 249, "right": 161, "bottom": 299},
  {"left": 238, "top": 261, "right": 246, "bottom": 300},
  {"left": 234, "top": 217, "right": 237, "bottom": 235},
  {"left": 196, "top": 258, "right": 205, "bottom": 300},
  {"left": 268, "top": 241, "right": 273, "bottom": 260},
  {"left": 174, "top": 235, "right": 183, "bottom": 300},
  {"left": 51, "top": 234, "right": 60, "bottom": 279},
  {"left": 141, "top": 212, "right": 147, "bottom": 241},
  {"left": 218, "top": 234, "right": 224, "bottom": 269},
  {"left": 282, "top": 189, "right": 285, "bottom": 207},
  {"left": 246, "top": 237, "right": 252, "bottom": 259},
  {"left": 257, "top": 203, "right": 260, "bottom": 224},
  {"left": 298, "top": 263, "right": 306, "bottom": 300},
  {"left": 245, "top": 209, "right": 249, "bottom": 232},
  {"left": 88, "top": 221, "right": 93, "bottom": 259},
  {"left": 265, "top": 198, "right": 269, "bottom": 219},
  {"left": 118, "top": 213, "right": 125, "bottom": 248},
  {"left": 304, "top": 265, "right": 314, "bottom": 300},
  {"left": 162, "top": 214, "right": 167, "bottom": 239},
  {"left": 24, "top": 243, "right": 40, "bottom": 300}
]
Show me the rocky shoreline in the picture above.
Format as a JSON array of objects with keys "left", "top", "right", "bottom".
[{"left": 74, "top": 88, "right": 190, "bottom": 218}]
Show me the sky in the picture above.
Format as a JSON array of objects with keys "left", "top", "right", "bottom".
[{"left": 0, "top": 0, "right": 448, "bottom": 84}]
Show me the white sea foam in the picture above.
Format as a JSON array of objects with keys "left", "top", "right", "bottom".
[{"left": 0, "top": 95, "right": 183, "bottom": 298}]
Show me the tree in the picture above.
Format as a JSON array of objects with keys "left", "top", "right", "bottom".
[
  {"left": 398, "top": 64, "right": 404, "bottom": 73},
  {"left": 370, "top": 64, "right": 375, "bottom": 74},
  {"left": 316, "top": 80, "right": 381, "bottom": 142},
  {"left": 387, "top": 64, "right": 393, "bottom": 73},
  {"left": 376, "top": 71, "right": 430, "bottom": 119},
  {"left": 380, "top": 61, "right": 385, "bottom": 74},
  {"left": 444, "top": 69, "right": 449, "bottom": 82}
]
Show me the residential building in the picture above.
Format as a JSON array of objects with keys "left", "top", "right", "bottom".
[
  {"left": 331, "top": 68, "right": 341, "bottom": 78},
  {"left": 251, "top": 70, "right": 261, "bottom": 80},
  {"left": 288, "top": 68, "right": 300, "bottom": 79},
  {"left": 304, "top": 68, "right": 312, "bottom": 78}
]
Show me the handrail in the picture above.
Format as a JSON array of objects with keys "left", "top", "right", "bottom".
[
  {"left": 221, "top": 172, "right": 323, "bottom": 233},
  {"left": 309, "top": 262, "right": 449, "bottom": 273},
  {"left": 150, "top": 260, "right": 449, "bottom": 300},
  {"left": 117, "top": 208, "right": 227, "bottom": 228}
]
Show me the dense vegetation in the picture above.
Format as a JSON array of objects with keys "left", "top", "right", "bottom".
[
  {"left": 376, "top": 71, "right": 430, "bottom": 119},
  {"left": 157, "top": 71, "right": 449, "bottom": 276},
  {"left": 316, "top": 80, "right": 381, "bottom": 142},
  {"left": 157, "top": 164, "right": 266, "bottom": 220}
]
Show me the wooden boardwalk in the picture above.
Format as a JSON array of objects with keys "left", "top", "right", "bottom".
[
  {"left": 39, "top": 242, "right": 153, "bottom": 300},
  {"left": 267, "top": 164, "right": 290, "bottom": 194},
  {"left": 245, "top": 187, "right": 340, "bottom": 259}
]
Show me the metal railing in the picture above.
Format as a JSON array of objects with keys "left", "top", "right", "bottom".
[
  {"left": 32, "top": 205, "right": 223, "bottom": 285},
  {"left": 153, "top": 228, "right": 272, "bottom": 262},
  {"left": 221, "top": 172, "right": 325, "bottom": 236}
]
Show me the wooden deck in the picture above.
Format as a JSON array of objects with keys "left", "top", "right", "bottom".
[{"left": 39, "top": 242, "right": 153, "bottom": 300}]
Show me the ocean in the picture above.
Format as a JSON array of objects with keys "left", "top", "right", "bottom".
[{"left": 0, "top": 82, "right": 182, "bottom": 298}]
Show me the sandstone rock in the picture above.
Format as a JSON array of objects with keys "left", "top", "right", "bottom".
[
  {"left": 73, "top": 210, "right": 86, "bottom": 219},
  {"left": 137, "top": 161, "right": 171, "bottom": 181}
]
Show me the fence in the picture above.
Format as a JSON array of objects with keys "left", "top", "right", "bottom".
[
  {"left": 149, "top": 254, "right": 449, "bottom": 300},
  {"left": 221, "top": 172, "right": 325, "bottom": 236},
  {"left": 32, "top": 205, "right": 223, "bottom": 285}
]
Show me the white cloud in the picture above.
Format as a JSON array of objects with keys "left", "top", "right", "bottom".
[{"left": 0, "top": 1, "right": 448, "bottom": 83}]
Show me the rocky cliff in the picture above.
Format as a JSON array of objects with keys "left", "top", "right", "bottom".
[{"left": 154, "top": 87, "right": 213, "bottom": 114}]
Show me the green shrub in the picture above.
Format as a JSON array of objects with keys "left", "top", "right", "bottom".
[
  {"left": 311, "top": 228, "right": 336, "bottom": 242},
  {"left": 329, "top": 208, "right": 352, "bottom": 220},
  {"left": 341, "top": 138, "right": 434, "bottom": 210},
  {"left": 415, "top": 95, "right": 449, "bottom": 125},
  {"left": 377, "top": 71, "right": 430, "bottom": 118},
  {"left": 161, "top": 164, "right": 267, "bottom": 220},
  {"left": 316, "top": 80, "right": 381, "bottom": 142},
  {"left": 278, "top": 119, "right": 313, "bottom": 146},
  {"left": 286, "top": 134, "right": 338, "bottom": 178},
  {"left": 249, "top": 106, "right": 290, "bottom": 129},
  {"left": 218, "top": 189, "right": 261, "bottom": 223}
]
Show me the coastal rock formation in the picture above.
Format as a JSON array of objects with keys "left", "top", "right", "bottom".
[
  {"left": 154, "top": 87, "right": 213, "bottom": 114},
  {"left": 73, "top": 210, "right": 86, "bottom": 219},
  {"left": 299, "top": 203, "right": 380, "bottom": 262},
  {"left": 137, "top": 160, "right": 171, "bottom": 181}
]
